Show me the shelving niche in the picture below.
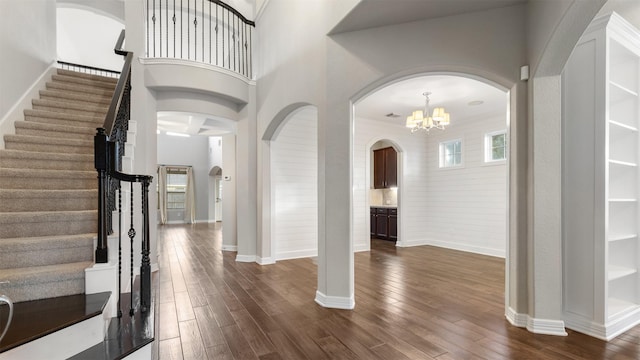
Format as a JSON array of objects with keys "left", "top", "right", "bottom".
[{"left": 563, "top": 12, "right": 640, "bottom": 340}]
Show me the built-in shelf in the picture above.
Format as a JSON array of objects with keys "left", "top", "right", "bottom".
[
  {"left": 611, "top": 80, "right": 639, "bottom": 98},
  {"left": 608, "top": 265, "right": 638, "bottom": 281},
  {"left": 564, "top": 13, "right": 640, "bottom": 340},
  {"left": 609, "top": 198, "right": 638, "bottom": 202},
  {"left": 610, "top": 120, "right": 639, "bottom": 132},
  {"left": 609, "top": 233, "right": 638, "bottom": 242},
  {"left": 609, "top": 159, "right": 638, "bottom": 167},
  {"left": 608, "top": 297, "right": 638, "bottom": 318}
]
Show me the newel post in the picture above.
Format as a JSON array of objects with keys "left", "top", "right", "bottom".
[
  {"left": 94, "top": 128, "right": 109, "bottom": 263},
  {"left": 140, "top": 177, "right": 152, "bottom": 312}
]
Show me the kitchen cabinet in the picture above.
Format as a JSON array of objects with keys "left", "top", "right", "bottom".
[
  {"left": 563, "top": 12, "right": 640, "bottom": 340},
  {"left": 373, "top": 147, "right": 397, "bottom": 189},
  {"left": 370, "top": 207, "right": 397, "bottom": 241}
]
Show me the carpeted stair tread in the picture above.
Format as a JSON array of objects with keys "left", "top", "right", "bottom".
[
  {"left": 57, "top": 68, "right": 119, "bottom": 84},
  {"left": 0, "top": 189, "right": 97, "bottom": 212},
  {"left": 14, "top": 120, "right": 96, "bottom": 140},
  {"left": 0, "top": 210, "right": 97, "bottom": 238},
  {"left": 24, "top": 109, "right": 104, "bottom": 124},
  {"left": 0, "top": 261, "right": 92, "bottom": 302},
  {"left": 0, "top": 234, "right": 94, "bottom": 269},
  {"left": 0, "top": 149, "right": 93, "bottom": 170},
  {"left": 4, "top": 134, "right": 93, "bottom": 155},
  {"left": 39, "top": 89, "right": 112, "bottom": 106},
  {"left": 32, "top": 98, "right": 108, "bottom": 117},
  {"left": 52, "top": 74, "right": 118, "bottom": 90},
  {"left": 0, "top": 168, "right": 96, "bottom": 190},
  {"left": 46, "top": 81, "right": 115, "bottom": 97}
]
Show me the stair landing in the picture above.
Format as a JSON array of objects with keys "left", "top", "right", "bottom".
[{"left": 0, "top": 292, "right": 109, "bottom": 354}]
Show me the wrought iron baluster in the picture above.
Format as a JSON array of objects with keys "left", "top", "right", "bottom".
[
  {"left": 140, "top": 179, "right": 151, "bottom": 312},
  {"left": 129, "top": 182, "right": 135, "bottom": 316},
  {"left": 117, "top": 185, "right": 123, "bottom": 318},
  {"left": 152, "top": 0, "right": 156, "bottom": 57}
]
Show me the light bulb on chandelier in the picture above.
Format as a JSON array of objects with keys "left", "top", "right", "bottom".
[{"left": 406, "top": 92, "right": 451, "bottom": 133}]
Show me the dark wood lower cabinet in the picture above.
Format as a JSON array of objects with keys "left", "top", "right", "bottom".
[{"left": 370, "top": 207, "right": 397, "bottom": 241}]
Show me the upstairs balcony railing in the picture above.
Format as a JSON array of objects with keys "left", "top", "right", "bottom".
[{"left": 146, "top": 0, "right": 255, "bottom": 78}]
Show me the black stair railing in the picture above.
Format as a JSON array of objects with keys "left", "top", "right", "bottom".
[
  {"left": 95, "top": 30, "right": 153, "bottom": 315},
  {"left": 146, "top": 0, "right": 255, "bottom": 78}
]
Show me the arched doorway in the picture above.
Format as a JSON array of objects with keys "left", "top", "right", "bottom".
[{"left": 265, "top": 105, "right": 319, "bottom": 261}]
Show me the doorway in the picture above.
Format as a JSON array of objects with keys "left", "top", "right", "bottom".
[{"left": 354, "top": 74, "right": 509, "bottom": 260}]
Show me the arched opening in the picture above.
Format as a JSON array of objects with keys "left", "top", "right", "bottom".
[
  {"left": 348, "top": 71, "right": 512, "bottom": 315},
  {"left": 264, "top": 105, "right": 319, "bottom": 262}
]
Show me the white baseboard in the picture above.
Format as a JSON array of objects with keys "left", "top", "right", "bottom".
[
  {"left": 527, "top": 317, "right": 568, "bottom": 336},
  {"left": 396, "top": 238, "right": 505, "bottom": 258},
  {"left": 354, "top": 243, "right": 370, "bottom": 252},
  {"left": 506, "top": 307, "right": 567, "bottom": 336},
  {"left": 315, "top": 290, "right": 355, "bottom": 310},
  {"left": 235, "top": 254, "right": 256, "bottom": 262},
  {"left": 565, "top": 307, "right": 640, "bottom": 340},
  {"left": 506, "top": 307, "right": 529, "bottom": 327},
  {"left": 276, "top": 249, "right": 317, "bottom": 261},
  {"left": 222, "top": 244, "right": 237, "bottom": 251},
  {"left": 257, "top": 256, "right": 275, "bottom": 265},
  {"left": 123, "top": 342, "right": 152, "bottom": 359},
  {"left": 151, "top": 262, "right": 160, "bottom": 272},
  {"left": 0, "top": 63, "right": 56, "bottom": 148}
]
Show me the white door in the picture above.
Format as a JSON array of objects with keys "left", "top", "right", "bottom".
[{"left": 215, "top": 176, "right": 223, "bottom": 222}]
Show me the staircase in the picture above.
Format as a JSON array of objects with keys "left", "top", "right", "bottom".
[{"left": 0, "top": 68, "right": 117, "bottom": 303}]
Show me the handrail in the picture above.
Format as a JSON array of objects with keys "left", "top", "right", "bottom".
[
  {"left": 104, "top": 29, "right": 133, "bottom": 136},
  {"left": 212, "top": 0, "right": 255, "bottom": 26}
]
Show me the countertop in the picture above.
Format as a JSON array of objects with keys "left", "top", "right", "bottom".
[{"left": 370, "top": 205, "right": 397, "bottom": 208}]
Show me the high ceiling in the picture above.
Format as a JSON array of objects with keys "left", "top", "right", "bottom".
[
  {"left": 356, "top": 75, "right": 508, "bottom": 127},
  {"left": 159, "top": 0, "right": 522, "bottom": 136},
  {"left": 331, "top": 0, "right": 527, "bottom": 34}
]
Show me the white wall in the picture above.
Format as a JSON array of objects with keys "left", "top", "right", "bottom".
[
  {"left": 56, "top": 7, "right": 124, "bottom": 72},
  {"left": 0, "top": 0, "right": 57, "bottom": 120},
  {"left": 271, "top": 107, "right": 318, "bottom": 260},
  {"left": 354, "top": 111, "right": 507, "bottom": 257},
  {"left": 157, "top": 132, "right": 210, "bottom": 222}
]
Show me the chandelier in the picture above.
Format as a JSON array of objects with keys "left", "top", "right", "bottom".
[{"left": 406, "top": 92, "right": 450, "bottom": 133}]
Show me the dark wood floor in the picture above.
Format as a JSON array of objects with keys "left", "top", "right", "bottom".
[{"left": 155, "top": 223, "right": 640, "bottom": 359}]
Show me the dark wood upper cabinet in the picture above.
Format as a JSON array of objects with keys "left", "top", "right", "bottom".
[{"left": 373, "top": 147, "right": 397, "bottom": 189}]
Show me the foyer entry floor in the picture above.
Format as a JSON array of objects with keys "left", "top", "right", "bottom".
[{"left": 156, "top": 223, "right": 640, "bottom": 359}]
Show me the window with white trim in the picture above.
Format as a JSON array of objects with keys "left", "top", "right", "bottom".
[
  {"left": 439, "top": 139, "right": 462, "bottom": 168},
  {"left": 485, "top": 131, "right": 507, "bottom": 162}
]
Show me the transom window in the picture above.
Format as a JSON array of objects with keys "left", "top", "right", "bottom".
[
  {"left": 485, "top": 131, "right": 507, "bottom": 162},
  {"left": 439, "top": 139, "right": 463, "bottom": 168}
]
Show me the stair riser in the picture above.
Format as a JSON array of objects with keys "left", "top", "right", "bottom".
[
  {"left": 0, "top": 219, "right": 97, "bottom": 239},
  {"left": 25, "top": 115, "right": 103, "bottom": 129},
  {"left": 32, "top": 104, "right": 108, "bottom": 118},
  {"left": 0, "top": 177, "right": 96, "bottom": 190},
  {"left": 5, "top": 141, "right": 93, "bottom": 155},
  {"left": 0, "top": 244, "right": 92, "bottom": 269},
  {"left": 0, "top": 279, "right": 86, "bottom": 303},
  {"left": 15, "top": 127, "right": 94, "bottom": 141},
  {"left": 40, "top": 91, "right": 111, "bottom": 106},
  {"left": 46, "top": 82, "right": 114, "bottom": 97},
  {"left": 0, "top": 197, "right": 97, "bottom": 212},
  {"left": 0, "top": 157, "right": 93, "bottom": 171},
  {"left": 52, "top": 75, "right": 118, "bottom": 90}
]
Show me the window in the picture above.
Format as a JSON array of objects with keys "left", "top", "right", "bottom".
[
  {"left": 485, "top": 131, "right": 507, "bottom": 162},
  {"left": 166, "top": 169, "right": 187, "bottom": 209},
  {"left": 439, "top": 139, "right": 462, "bottom": 168}
]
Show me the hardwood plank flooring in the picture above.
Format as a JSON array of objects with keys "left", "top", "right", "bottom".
[{"left": 154, "top": 223, "right": 640, "bottom": 359}]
